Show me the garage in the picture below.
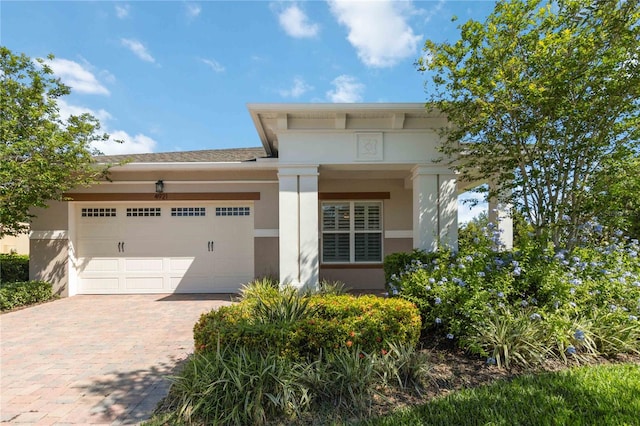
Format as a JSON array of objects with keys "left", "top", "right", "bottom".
[{"left": 74, "top": 202, "right": 254, "bottom": 294}]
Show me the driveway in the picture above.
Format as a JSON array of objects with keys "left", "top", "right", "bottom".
[{"left": 0, "top": 294, "right": 232, "bottom": 425}]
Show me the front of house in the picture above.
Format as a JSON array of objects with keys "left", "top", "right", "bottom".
[{"left": 29, "top": 103, "right": 508, "bottom": 297}]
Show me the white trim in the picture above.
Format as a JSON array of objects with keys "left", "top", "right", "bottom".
[
  {"left": 29, "top": 230, "right": 68, "bottom": 240},
  {"left": 100, "top": 162, "right": 280, "bottom": 172},
  {"left": 254, "top": 229, "right": 279, "bottom": 238},
  {"left": 67, "top": 203, "right": 78, "bottom": 297},
  {"left": 99, "top": 180, "right": 278, "bottom": 185},
  {"left": 384, "top": 230, "right": 412, "bottom": 239}
]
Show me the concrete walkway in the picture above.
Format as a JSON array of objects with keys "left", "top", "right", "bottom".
[{"left": 1, "top": 294, "right": 233, "bottom": 425}]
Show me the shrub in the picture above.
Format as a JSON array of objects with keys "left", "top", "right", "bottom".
[
  {"left": 0, "top": 280, "right": 54, "bottom": 311},
  {"left": 300, "top": 347, "right": 378, "bottom": 414},
  {"left": 383, "top": 249, "right": 432, "bottom": 286},
  {"left": 193, "top": 293, "right": 421, "bottom": 361},
  {"left": 389, "top": 220, "right": 640, "bottom": 367},
  {"left": 0, "top": 254, "right": 29, "bottom": 283},
  {"left": 165, "top": 345, "right": 310, "bottom": 425},
  {"left": 469, "top": 307, "right": 552, "bottom": 369}
]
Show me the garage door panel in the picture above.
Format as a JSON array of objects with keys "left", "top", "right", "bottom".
[
  {"left": 124, "top": 258, "right": 164, "bottom": 273},
  {"left": 77, "top": 203, "right": 254, "bottom": 294},
  {"left": 125, "top": 277, "right": 165, "bottom": 291},
  {"left": 77, "top": 239, "right": 119, "bottom": 257},
  {"left": 80, "top": 258, "right": 120, "bottom": 273},
  {"left": 79, "top": 278, "right": 120, "bottom": 292}
]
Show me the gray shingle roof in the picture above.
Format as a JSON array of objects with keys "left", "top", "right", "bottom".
[{"left": 95, "top": 147, "right": 268, "bottom": 163}]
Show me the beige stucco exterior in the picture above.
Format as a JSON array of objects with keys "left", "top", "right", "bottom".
[{"left": 28, "top": 103, "right": 510, "bottom": 296}]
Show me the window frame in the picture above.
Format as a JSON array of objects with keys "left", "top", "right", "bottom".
[{"left": 320, "top": 200, "right": 383, "bottom": 265}]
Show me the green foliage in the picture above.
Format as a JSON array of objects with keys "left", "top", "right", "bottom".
[
  {"left": 383, "top": 249, "right": 432, "bottom": 285},
  {"left": 419, "top": 0, "right": 640, "bottom": 248},
  {"left": 165, "top": 346, "right": 310, "bottom": 425},
  {"left": 363, "top": 364, "right": 640, "bottom": 425},
  {"left": 390, "top": 220, "right": 640, "bottom": 368},
  {"left": 0, "top": 281, "right": 54, "bottom": 311},
  {"left": 0, "top": 47, "right": 111, "bottom": 237},
  {"left": 470, "top": 308, "right": 552, "bottom": 369},
  {"left": 0, "top": 253, "right": 29, "bottom": 283},
  {"left": 194, "top": 292, "right": 421, "bottom": 361},
  {"left": 375, "top": 342, "right": 432, "bottom": 393},
  {"left": 301, "top": 347, "right": 379, "bottom": 414}
]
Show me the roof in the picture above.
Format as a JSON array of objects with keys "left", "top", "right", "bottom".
[
  {"left": 95, "top": 147, "right": 268, "bottom": 164},
  {"left": 246, "top": 103, "right": 442, "bottom": 156}
]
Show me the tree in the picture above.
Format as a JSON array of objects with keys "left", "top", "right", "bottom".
[
  {"left": 1, "top": 47, "right": 109, "bottom": 237},
  {"left": 419, "top": 0, "right": 640, "bottom": 247},
  {"left": 586, "top": 154, "right": 640, "bottom": 240}
]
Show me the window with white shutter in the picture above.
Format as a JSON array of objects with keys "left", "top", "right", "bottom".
[{"left": 322, "top": 201, "right": 383, "bottom": 263}]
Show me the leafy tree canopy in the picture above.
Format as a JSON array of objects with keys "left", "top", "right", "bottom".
[
  {"left": 419, "top": 0, "right": 640, "bottom": 247},
  {"left": 1, "top": 47, "right": 110, "bottom": 236}
]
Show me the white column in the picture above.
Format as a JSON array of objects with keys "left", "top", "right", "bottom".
[
  {"left": 298, "top": 172, "right": 319, "bottom": 289},
  {"left": 488, "top": 181, "right": 513, "bottom": 250},
  {"left": 439, "top": 174, "right": 458, "bottom": 251},
  {"left": 411, "top": 166, "right": 438, "bottom": 251},
  {"left": 277, "top": 166, "right": 319, "bottom": 290}
]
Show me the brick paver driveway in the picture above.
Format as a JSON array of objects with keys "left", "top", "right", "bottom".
[{"left": 1, "top": 294, "right": 232, "bottom": 425}]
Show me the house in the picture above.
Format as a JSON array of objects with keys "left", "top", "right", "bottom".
[{"left": 28, "top": 103, "right": 512, "bottom": 296}]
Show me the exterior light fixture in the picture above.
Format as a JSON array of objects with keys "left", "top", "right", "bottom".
[{"left": 155, "top": 180, "right": 164, "bottom": 193}]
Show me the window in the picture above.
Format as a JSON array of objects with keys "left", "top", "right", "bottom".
[
  {"left": 215, "top": 206, "right": 250, "bottom": 216},
  {"left": 126, "top": 207, "right": 161, "bottom": 217},
  {"left": 171, "top": 207, "right": 206, "bottom": 217},
  {"left": 322, "top": 202, "right": 382, "bottom": 263},
  {"left": 81, "top": 208, "right": 116, "bottom": 217}
]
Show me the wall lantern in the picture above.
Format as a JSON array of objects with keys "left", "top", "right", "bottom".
[{"left": 155, "top": 180, "right": 164, "bottom": 194}]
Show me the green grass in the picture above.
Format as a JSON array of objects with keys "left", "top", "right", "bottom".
[{"left": 361, "top": 364, "right": 640, "bottom": 426}]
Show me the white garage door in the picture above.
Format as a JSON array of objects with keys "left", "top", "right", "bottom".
[{"left": 75, "top": 203, "right": 254, "bottom": 294}]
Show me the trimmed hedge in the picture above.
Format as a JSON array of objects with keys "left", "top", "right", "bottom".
[
  {"left": 193, "top": 294, "right": 421, "bottom": 360},
  {"left": 0, "top": 281, "right": 54, "bottom": 311},
  {"left": 0, "top": 254, "right": 29, "bottom": 283}
]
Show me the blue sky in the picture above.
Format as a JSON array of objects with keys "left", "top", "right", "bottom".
[{"left": 3, "top": 0, "right": 495, "bottom": 221}]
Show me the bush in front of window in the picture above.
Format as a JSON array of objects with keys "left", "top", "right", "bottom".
[
  {"left": 0, "top": 280, "right": 54, "bottom": 311},
  {"left": 193, "top": 291, "right": 421, "bottom": 360}
]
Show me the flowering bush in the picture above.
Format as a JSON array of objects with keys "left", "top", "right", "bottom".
[
  {"left": 389, "top": 219, "right": 640, "bottom": 366},
  {"left": 194, "top": 292, "right": 421, "bottom": 360}
]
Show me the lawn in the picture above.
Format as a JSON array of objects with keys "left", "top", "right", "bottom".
[{"left": 362, "top": 363, "right": 640, "bottom": 426}]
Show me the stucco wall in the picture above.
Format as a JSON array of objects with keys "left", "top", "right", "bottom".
[
  {"left": 29, "top": 239, "right": 69, "bottom": 296},
  {"left": 316, "top": 178, "right": 414, "bottom": 289},
  {"left": 254, "top": 237, "right": 279, "bottom": 280}
]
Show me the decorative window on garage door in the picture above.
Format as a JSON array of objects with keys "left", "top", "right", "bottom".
[
  {"left": 126, "top": 207, "right": 161, "bottom": 217},
  {"left": 171, "top": 207, "right": 206, "bottom": 217},
  {"left": 81, "top": 208, "right": 116, "bottom": 217},
  {"left": 215, "top": 206, "right": 250, "bottom": 216}
]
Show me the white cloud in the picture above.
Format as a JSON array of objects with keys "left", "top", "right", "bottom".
[
  {"left": 115, "top": 3, "right": 130, "bottom": 19},
  {"left": 95, "top": 130, "right": 157, "bottom": 155},
  {"left": 185, "top": 2, "right": 201, "bottom": 19},
  {"left": 46, "top": 58, "right": 110, "bottom": 96},
  {"left": 56, "top": 100, "right": 157, "bottom": 155},
  {"left": 326, "top": 75, "right": 364, "bottom": 102},
  {"left": 327, "top": 0, "right": 422, "bottom": 68},
  {"left": 279, "top": 77, "right": 313, "bottom": 98},
  {"left": 277, "top": 4, "right": 319, "bottom": 38},
  {"left": 200, "top": 58, "right": 225, "bottom": 73},
  {"left": 57, "top": 99, "right": 112, "bottom": 123},
  {"left": 120, "top": 38, "right": 155, "bottom": 63}
]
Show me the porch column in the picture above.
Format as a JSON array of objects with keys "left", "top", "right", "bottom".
[
  {"left": 411, "top": 166, "right": 438, "bottom": 251},
  {"left": 488, "top": 181, "right": 513, "bottom": 250},
  {"left": 277, "top": 166, "right": 319, "bottom": 290},
  {"left": 439, "top": 174, "right": 458, "bottom": 251}
]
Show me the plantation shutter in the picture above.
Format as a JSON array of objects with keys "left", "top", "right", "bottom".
[{"left": 322, "top": 201, "right": 383, "bottom": 263}]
